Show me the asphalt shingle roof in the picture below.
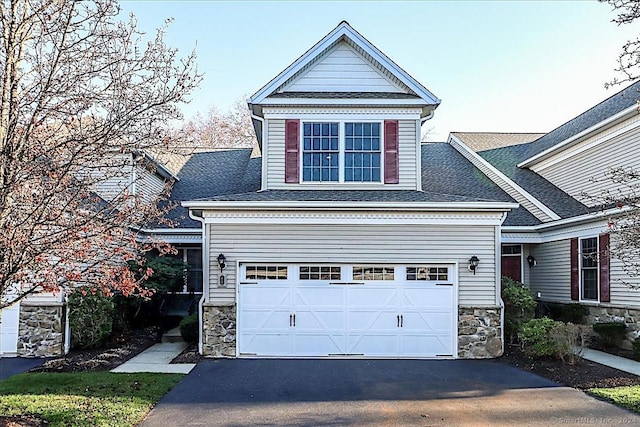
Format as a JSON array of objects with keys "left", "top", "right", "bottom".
[
  {"left": 519, "top": 80, "right": 640, "bottom": 162},
  {"left": 451, "top": 132, "right": 545, "bottom": 152},
  {"left": 268, "top": 92, "right": 421, "bottom": 99},
  {"left": 479, "top": 144, "right": 588, "bottom": 219}
]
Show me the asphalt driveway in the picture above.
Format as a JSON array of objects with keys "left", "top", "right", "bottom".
[
  {"left": 141, "top": 359, "right": 640, "bottom": 427},
  {"left": 0, "top": 357, "right": 47, "bottom": 380}
]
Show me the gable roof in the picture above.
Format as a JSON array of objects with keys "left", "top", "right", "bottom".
[
  {"left": 451, "top": 132, "right": 545, "bottom": 152},
  {"left": 517, "top": 80, "right": 640, "bottom": 167},
  {"left": 249, "top": 21, "right": 440, "bottom": 111},
  {"left": 479, "top": 144, "right": 588, "bottom": 219}
]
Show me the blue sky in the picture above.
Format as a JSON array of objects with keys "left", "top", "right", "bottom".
[{"left": 119, "top": 1, "right": 637, "bottom": 141}]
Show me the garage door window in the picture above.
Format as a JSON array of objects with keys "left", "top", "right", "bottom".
[
  {"left": 245, "top": 266, "right": 288, "bottom": 280},
  {"left": 299, "top": 266, "right": 341, "bottom": 280},
  {"left": 353, "top": 266, "right": 394, "bottom": 281},
  {"left": 406, "top": 267, "right": 449, "bottom": 281}
]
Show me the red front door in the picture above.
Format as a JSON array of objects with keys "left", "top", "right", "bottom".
[{"left": 501, "top": 256, "right": 522, "bottom": 282}]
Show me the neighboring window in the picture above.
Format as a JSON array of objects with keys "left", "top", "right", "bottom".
[
  {"left": 173, "top": 247, "right": 203, "bottom": 293},
  {"left": 301, "top": 121, "right": 382, "bottom": 183},
  {"left": 245, "top": 265, "right": 288, "bottom": 280},
  {"left": 353, "top": 266, "right": 394, "bottom": 281},
  {"left": 406, "top": 267, "right": 448, "bottom": 281},
  {"left": 302, "top": 123, "right": 339, "bottom": 182},
  {"left": 580, "top": 237, "right": 599, "bottom": 301},
  {"left": 345, "top": 123, "right": 381, "bottom": 182},
  {"left": 299, "top": 266, "right": 341, "bottom": 280}
]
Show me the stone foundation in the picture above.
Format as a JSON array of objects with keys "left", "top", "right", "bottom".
[
  {"left": 202, "top": 303, "right": 236, "bottom": 357},
  {"left": 584, "top": 305, "right": 640, "bottom": 350},
  {"left": 458, "top": 306, "right": 503, "bottom": 359},
  {"left": 17, "top": 303, "right": 64, "bottom": 357}
]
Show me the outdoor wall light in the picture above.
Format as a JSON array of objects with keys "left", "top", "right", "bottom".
[
  {"left": 217, "top": 253, "right": 227, "bottom": 271},
  {"left": 527, "top": 255, "right": 537, "bottom": 268},
  {"left": 468, "top": 255, "right": 480, "bottom": 275}
]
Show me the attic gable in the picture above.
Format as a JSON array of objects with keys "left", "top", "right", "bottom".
[
  {"left": 249, "top": 21, "right": 439, "bottom": 109},
  {"left": 275, "top": 39, "right": 409, "bottom": 94}
]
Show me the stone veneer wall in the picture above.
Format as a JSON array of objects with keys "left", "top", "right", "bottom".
[
  {"left": 584, "top": 305, "right": 640, "bottom": 350},
  {"left": 17, "top": 302, "right": 64, "bottom": 357},
  {"left": 458, "top": 306, "right": 503, "bottom": 359},
  {"left": 202, "top": 303, "right": 236, "bottom": 357}
]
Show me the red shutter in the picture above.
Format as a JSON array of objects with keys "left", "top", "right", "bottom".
[
  {"left": 284, "top": 119, "right": 299, "bottom": 183},
  {"left": 599, "top": 233, "right": 610, "bottom": 303},
  {"left": 384, "top": 120, "right": 399, "bottom": 184},
  {"left": 570, "top": 237, "right": 579, "bottom": 301}
]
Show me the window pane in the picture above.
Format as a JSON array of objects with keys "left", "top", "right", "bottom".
[
  {"left": 582, "top": 270, "right": 598, "bottom": 300},
  {"left": 345, "top": 122, "right": 381, "bottom": 183},
  {"left": 302, "top": 122, "right": 339, "bottom": 182},
  {"left": 186, "top": 249, "right": 202, "bottom": 269}
]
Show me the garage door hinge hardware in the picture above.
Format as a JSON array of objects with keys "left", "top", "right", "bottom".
[
  {"left": 435, "top": 283, "right": 453, "bottom": 286},
  {"left": 240, "top": 281, "right": 258, "bottom": 285},
  {"left": 329, "top": 282, "right": 365, "bottom": 285}
]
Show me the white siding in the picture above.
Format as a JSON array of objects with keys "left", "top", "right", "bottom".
[
  {"left": 283, "top": 42, "right": 403, "bottom": 93},
  {"left": 528, "top": 240, "right": 572, "bottom": 303},
  {"left": 610, "top": 234, "right": 640, "bottom": 308},
  {"left": 135, "top": 166, "right": 166, "bottom": 205},
  {"left": 538, "top": 122, "right": 640, "bottom": 206},
  {"left": 207, "top": 222, "right": 497, "bottom": 307},
  {"left": 92, "top": 154, "right": 133, "bottom": 202},
  {"left": 266, "top": 117, "right": 418, "bottom": 190}
]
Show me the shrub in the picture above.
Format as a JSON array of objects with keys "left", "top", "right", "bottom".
[
  {"left": 180, "top": 312, "right": 199, "bottom": 343},
  {"left": 68, "top": 287, "right": 115, "bottom": 349},
  {"left": 547, "top": 303, "right": 589, "bottom": 324},
  {"left": 633, "top": 338, "right": 640, "bottom": 361},
  {"left": 501, "top": 277, "right": 537, "bottom": 343},
  {"left": 593, "top": 322, "right": 627, "bottom": 349},
  {"left": 551, "top": 322, "right": 590, "bottom": 364},
  {"left": 519, "top": 317, "right": 563, "bottom": 358}
]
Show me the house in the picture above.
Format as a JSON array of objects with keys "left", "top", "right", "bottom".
[
  {"left": 6, "top": 21, "right": 640, "bottom": 359},
  {"left": 456, "top": 81, "right": 640, "bottom": 346},
  {"left": 157, "top": 21, "right": 521, "bottom": 359},
  {"left": 0, "top": 152, "right": 178, "bottom": 357}
]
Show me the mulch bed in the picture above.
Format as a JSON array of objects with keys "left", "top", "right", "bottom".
[
  {"left": 29, "top": 327, "right": 159, "bottom": 373},
  {"left": 496, "top": 344, "right": 640, "bottom": 389},
  {"left": 170, "top": 343, "right": 202, "bottom": 364}
]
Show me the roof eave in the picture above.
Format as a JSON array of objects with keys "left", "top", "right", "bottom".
[{"left": 182, "top": 200, "right": 518, "bottom": 211}]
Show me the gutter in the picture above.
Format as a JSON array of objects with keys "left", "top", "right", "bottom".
[
  {"left": 502, "top": 205, "right": 632, "bottom": 233},
  {"left": 181, "top": 200, "right": 519, "bottom": 211},
  {"left": 188, "top": 209, "right": 207, "bottom": 356}
]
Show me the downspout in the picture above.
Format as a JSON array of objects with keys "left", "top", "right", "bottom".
[
  {"left": 251, "top": 113, "right": 266, "bottom": 192},
  {"left": 417, "top": 110, "right": 435, "bottom": 191},
  {"left": 188, "top": 209, "right": 207, "bottom": 355},
  {"left": 497, "top": 211, "right": 508, "bottom": 357},
  {"left": 64, "top": 294, "right": 71, "bottom": 354}
]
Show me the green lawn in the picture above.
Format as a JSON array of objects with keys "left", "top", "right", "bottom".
[
  {"left": 0, "top": 371, "right": 184, "bottom": 427},
  {"left": 589, "top": 386, "right": 640, "bottom": 413}
]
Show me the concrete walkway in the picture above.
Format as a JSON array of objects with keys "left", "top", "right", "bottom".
[
  {"left": 582, "top": 347, "right": 640, "bottom": 376},
  {"left": 111, "top": 338, "right": 196, "bottom": 374}
]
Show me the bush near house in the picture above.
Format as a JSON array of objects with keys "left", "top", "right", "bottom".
[
  {"left": 546, "top": 303, "right": 589, "bottom": 324},
  {"left": 501, "top": 277, "right": 537, "bottom": 343},
  {"left": 593, "top": 321, "right": 627, "bottom": 350},
  {"left": 180, "top": 312, "right": 198, "bottom": 343},
  {"left": 519, "top": 317, "right": 589, "bottom": 363},
  {"left": 68, "top": 288, "right": 115, "bottom": 349}
]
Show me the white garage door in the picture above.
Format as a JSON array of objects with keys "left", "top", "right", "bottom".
[
  {"left": 0, "top": 301, "right": 20, "bottom": 356},
  {"left": 238, "top": 264, "right": 456, "bottom": 358}
]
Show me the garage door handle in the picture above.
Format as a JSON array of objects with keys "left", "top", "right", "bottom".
[
  {"left": 397, "top": 315, "right": 400, "bottom": 327},
  {"left": 289, "top": 314, "right": 292, "bottom": 327},
  {"left": 293, "top": 314, "right": 296, "bottom": 327},
  {"left": 400, "top": 315, "right": 403, "bottom": 328}
]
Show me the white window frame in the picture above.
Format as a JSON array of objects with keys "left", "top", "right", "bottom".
[
  {"left": 579, "top": 236, "right": 599, "bottom": 303},
  {"left": 173, "top": 246, "right": 203, "bottom": 294},
  {"left": 300, "top": 120, "right": 384, "bottom": 184}
]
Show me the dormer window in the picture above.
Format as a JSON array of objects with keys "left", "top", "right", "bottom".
[{"left": 301, "top": 121, "right": 382, "bottom": 183}]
